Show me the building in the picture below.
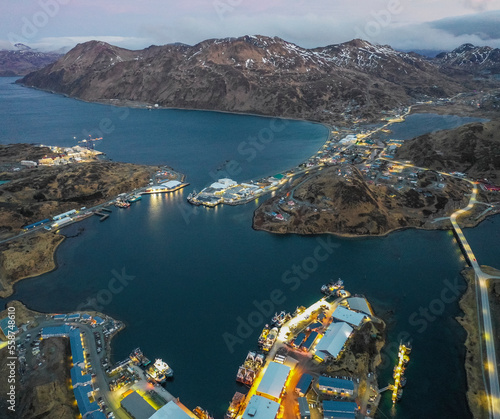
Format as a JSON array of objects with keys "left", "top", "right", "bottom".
[
  {"left": 293, "top": 332, "right": 306, "bottom": 348},
  {"left": 69, "top": 328, "right": 85, "bottom": 368},
  {"left": 150, "top": 400, "right": 197, "bottom": 419},
  {"left": 314, "top": 322, "right": 353, "bottom": 362},
  {"left": 121, "top": 391, "right": 157, "bottom": 419},
  {"left": 256, "top": 362, "right": 291, "bottom": 403},
  {"left": 322, "top": 401, "right": 358, "bottom": 419},
  {"left": 41, "top": 324, "right": 72, "bottom": 338},
  {"left": 295, "top": 373, "right": 313, "bottom": 397},
  {"left": 298, "top": 397, "right": 310, "bottom": 419},
  {"left": 318, "top": 377, "right": 354, "bottom": 396},
  {"left": 301, "top": 331, "right": 319, "bottom": 352},
  {"left": 70, "top": 366, "right": 92, "bottom": 387},
  {"left": 242, "top": 395, "right": 280, "bottom": 419},
  {"left": 73, "top": 385, "right": 100, "bottom": 418},
  {"left": 331, "top": 306, "right": 367, "bottom": 327},
  {"left": 345, "top": 297, "right": 373, "bottom": 316}
]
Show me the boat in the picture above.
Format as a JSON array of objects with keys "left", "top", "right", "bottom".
[
  {"left": 263, "top": 327, "right": 279, "bottom": 351},
  {"left": 236, "top": 366, "right": 246, "bottom": 383},
  {"left": 235, "top": 351, "right": 264, "bottom": 385},
  {"left": 401, "top": 376, "right": 407, "bottom": 387},
  {"left": 128, "top": 194, "right": 142, "bottom": 203},
  {"left": 271, "top": 311, "right": 289, "bottom": 327},
  {"left": 129, "top": 348, "right": 151, "bottom": 367},
  {"left": 258, "top": 325, "right": 269, "bottom": 346},
  {"left": 147, "top": 358, "right": 173, "bottom": 383},
  {"left": 321, "top": 278, "right": 344, "bottom": 296},
  {"left": 225, "top": 392, "right": 245, "bottom": 419},
  {"left": 193, "top": 407, "right": 214, "bottom": 419},
  {"left": 115, "top": 200, "right": 130, "bottom": 208}
]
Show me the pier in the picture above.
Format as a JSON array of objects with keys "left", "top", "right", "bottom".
[{"left": 94, "top": 212, "right": 109, "bottom": 221}]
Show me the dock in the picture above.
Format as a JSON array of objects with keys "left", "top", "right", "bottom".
[{"left": 94, "top": 212, "right": 109, "bottom": 221}]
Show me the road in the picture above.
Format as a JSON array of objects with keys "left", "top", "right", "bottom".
[{"left": 450, "top": 185, "right": 500, "bottom": 419}]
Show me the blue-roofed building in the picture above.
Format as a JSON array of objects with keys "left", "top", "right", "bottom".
[
  {"left": 293, "top": 332, "right": 306, "bottom": 348},
  {"left": 318, "top": 377, "right": 354, "bottom": 396},
  {"left": 295, "top": 373, "right": 313, "bottom": 397},
  {"left": 53, "top": 314, "right": 66, "bottom": 321},
  {"left": 307, "top": 322, "right": 322, "bottom": 331},
  {"left": 41, "top": 325, "right": 71, "bottom": 338},
  {"left": 67, "top": 313, "right": 81, "bottom": 321},
  {"left": 322, "top": 401, "right": 358, "bottom": 419},
  {"left": 298, "top": 397, "right": 310, "bottom": 419},
  {"left": 93, "top": 316, "right": 105, "bottom": 325},
  {"left": 0, "top": 317, "right": 18, "bottom": 338},
  {"left": 71, "top": 366, "right": 92, "bottom": 387},
  {"left": 69, "top": 329, "right": 85, "bottom": 368},
  {"left": 73, "top": 385, "right": 99, "bottom": 418},
  {"left": 302, "top": 331, "right": 319, "bottom": 352},
  {"left": 81, "top": 314, "right": 92, "bottom": 322}
]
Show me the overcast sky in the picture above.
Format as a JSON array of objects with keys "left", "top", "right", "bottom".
[{"left": 2, "top": 0, "right": 500, "bottom": 52}]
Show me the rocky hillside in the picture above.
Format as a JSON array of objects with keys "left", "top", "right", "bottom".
[
  {"left": 253, "top": 166, "right": 469, "bottom": 236},
  {"left": 396, "top": 120, "right": 500, "bottom": 180},
  {"left": 0, "top": 144, "right": 153, "bottom": 239},
  {"left": 0, "top": 45, "right": 61, "bottom": 76},
  {"left": 18, "top": 36, "right": 465, "bottom": 123},
  {"left": 435, "top": 44, "right": 500, "bottom": 75}
]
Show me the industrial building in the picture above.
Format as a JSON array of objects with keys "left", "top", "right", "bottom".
[
  {"left": 150, "top": 400, "right": 197, "bottom": 419},
  {"left": 322, "top": 401, "right": 358, "bottom": 419},
  {"left": 298, "top": 397, "right": 310, "bottom": 419},
  {"left": 242, "top": 395, "right": 280, "bottom": 419},
  {"left": 256, "top": 362, "right": 291, "bottom": 403},
  {"left": 295, "top": 373, "right": 313, "bottom": 397},
  {"left": 318, "top": 377, "right": 355, "bottom": 396},
  {"left": 314, "top": 322, "right": 353, "bottom": 362},
  {"left": 301, "top": 331, "right": 319, "bottom": 352},
  {"left": 345, "top": 297, "right": 373, "bottom": 316},
  {"left": 120, "top": 391, "right": 157, "bottom": 419},
  {"left": 331, "top": 306, "right": 367, "bottom": 327}
]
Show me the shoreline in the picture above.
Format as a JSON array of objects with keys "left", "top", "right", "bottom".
[
  {"left": 457, "top": 267, "right": 499, "bottom": 419},
  {"left": 14, "top": 79, "right": 335, "bottom": 128}
]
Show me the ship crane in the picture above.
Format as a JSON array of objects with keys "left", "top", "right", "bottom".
[{"left": 78, "top": 136, "right": 102, "bottom": 150}]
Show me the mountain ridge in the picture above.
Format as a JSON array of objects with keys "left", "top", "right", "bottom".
[{"left": 17, "top": 36, "right": 497, "bottom": 122}]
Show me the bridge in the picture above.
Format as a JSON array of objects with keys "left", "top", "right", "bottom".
[{"left": 450, "top": 182, "right": 500, "bottom": 419}]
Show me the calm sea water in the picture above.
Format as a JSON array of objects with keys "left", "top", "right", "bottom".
[{"left": 0, "top": 77, "right": 493, "bottom": 418}]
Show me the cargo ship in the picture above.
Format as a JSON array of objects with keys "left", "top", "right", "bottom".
[{"left": 147, "top": 358, "right": 173, "bottom": 383}]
